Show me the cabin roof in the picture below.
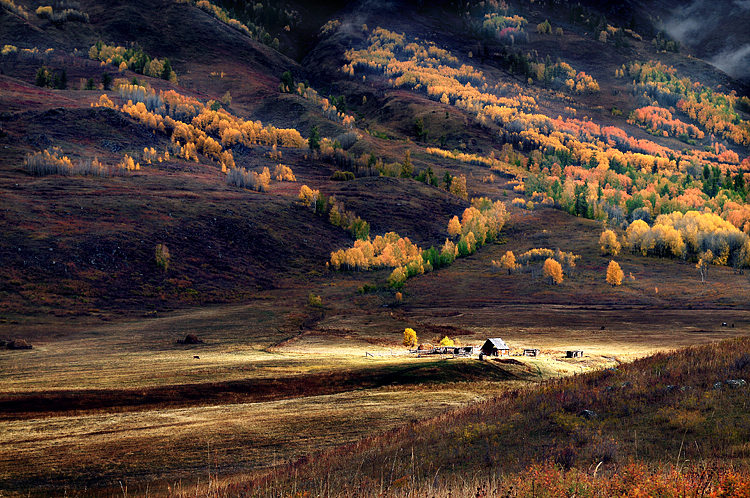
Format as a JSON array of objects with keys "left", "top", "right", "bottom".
[{"left": 483, "top": 338, "right": 509, "bottom": 350}]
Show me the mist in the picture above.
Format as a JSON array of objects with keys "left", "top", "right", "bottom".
[{"left": 663, "top": 0, "right": 750, "bottom": 80}]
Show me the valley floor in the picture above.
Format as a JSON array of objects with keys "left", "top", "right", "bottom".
[{"left": 1, "top": 293, "right": 748, "bottom": 495}]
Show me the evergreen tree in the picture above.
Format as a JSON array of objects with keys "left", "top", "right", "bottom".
[
  {"left": 400, "top": 150, "right": 413, "bottom": 178},
  {"left": 308, "top": 125, "right": 320, "bottom": 151},
  {"left": 280, "top": 70, "right": 294, "bottom": 92},
  {"left": 735, "top": 173, "right": 746, "bottom": 199},
  {"left": 574, "top": 183, "right": 589, "bottom": 217},
  {"left": 443, "top": 171, "right": 453, "bottom": 190},
  {"left": 161, "top": 59, "right": 172, "bottom": 81},
  {"left": 35, "top": 67, "right": 49, "bottom": 87},
  {"left": 55, "top": 69, "right": 67, "bottom": 89}
]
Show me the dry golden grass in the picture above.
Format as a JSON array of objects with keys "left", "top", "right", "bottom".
[{"left": 0, "top": 382, "right": 518, "bottom": 493}]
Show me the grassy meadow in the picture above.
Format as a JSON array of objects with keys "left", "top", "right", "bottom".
[{"left": 2, "top": 286, "right": 749, "bottom": 494}]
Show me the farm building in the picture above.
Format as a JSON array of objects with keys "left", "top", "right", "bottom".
[
  {"left": 481, "top": 338, "right": 510, "bottom": 356},
  {"left": 566, "top": 350, "right": 584, "bottom": 358},
  {"left": 523, "top": 348, "right": 540, "bottom": 357}
]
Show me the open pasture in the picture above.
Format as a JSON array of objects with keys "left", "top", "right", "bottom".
[{"left": 2, "top": 291, "right": 749, "bottom": 493}]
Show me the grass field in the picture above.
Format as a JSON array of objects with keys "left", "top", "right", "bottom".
[
  {"left": 2, "top": 288, "right": 749, "bottom": 494},
  {"left": 1, "top": 383, "right": 515, "bottom": 492}
]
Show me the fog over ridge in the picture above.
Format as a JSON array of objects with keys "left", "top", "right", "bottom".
[{"left": 663, "top": 0, "right": 750, "bottom": 80}]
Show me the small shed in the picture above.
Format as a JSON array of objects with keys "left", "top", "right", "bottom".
[
  {"left": 566, "top": 350, "right": 584, "bottom": 358},
  {"left": 523, "top": 348, "right": 540, "bottom": 357},
  {"left": 481, "top": 338, "right": 510, "bottom": 357}
]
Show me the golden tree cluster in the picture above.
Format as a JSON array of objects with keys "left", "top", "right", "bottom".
[
  {"left": 493, "top": 250, "right": 520, "bottom": 273},
  {"left": 625, "top": 211, "right": 750, "bottom": 267},
  {"left": 89, "top": 43, "right": 176, "bottom": 82},
  {"left": 25, "top": 148, "right": 137, "bottom": 177},
  {"left": 622, "top": 60, "right": 750, "bottom": 147},
  {"left": 273, "top": 164, "right": 296, "bottom": 182},
  {"left": 330, "top": 232, "right": 424, "bottom": 272},
  {"left": 345, "top": 27, "right": 748, "bottom": 236},
  {"left": 226, "top": 166, "right": 271, "bottom": 192},
  {"left": 629, "top": 106, "right": 704, "bottom": 140},
  {"left": 447, "top": 198, "right": 509, "bottom": 257},
  {"left": 97, "top": 84, "right": 306, "bottom": 176},
  {"left": 294, "top": 83, "right": 357, "bottom": 129}
]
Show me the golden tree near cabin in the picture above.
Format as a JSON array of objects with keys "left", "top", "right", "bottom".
[
  {"left": 439, "top": 336, "right": 455, "bottom": 346},
  {"left": 403, "top": 328, "right": 418, "bottom": 348}
]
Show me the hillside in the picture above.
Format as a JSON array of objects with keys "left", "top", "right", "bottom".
[{"left": 1, "top": 0, "right": 750, "bottom": 494}]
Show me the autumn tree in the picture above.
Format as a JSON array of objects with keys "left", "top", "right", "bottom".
[
  {"left": 447, "top": 215, "right": 462, "bottom": 237},
  {"left": 696, "top": 250, "right": 712, "bottom": 283},
  {"left": 449, "top": 174, "right": 468, "bottom": 200},
  {"left": 498, "top": 250, "right": 519, "bottom": 274},
  {"left": 606, "top": 260, "right": 624, "bottom": 286},
  {"left": 543, "top": 257, "right": 563, "bottom": 284},
  {"left": 155, "top": 243, "right": 170, "bottom": 272},
  {"left": 273, "top": 164, "right": 296, "bottom": 181},
  {"left": 536, "top": 19, "right": 552, "bottom": 34},
  {"left": 599, "top": 229, "right": 621, "bottom": 256},
  {"left": 298, "top": 185, "right": 319, "bottom": 208},
  {"left": 307, "top": 292, "right": 323, "bottom": 307},
  {"left": 389, "top": 266, "right": 407, "bottom": 288},
  {"left": 439, "top": 336, "right": 455, "bottom": 346},
  {"left": 403, "top": 327, "right": 418, "bottom": 348}
]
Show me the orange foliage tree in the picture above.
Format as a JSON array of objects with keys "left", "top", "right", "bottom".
[
  {"left": 606, "top": 260, "right": 623, "bottom": 286},
  {"left": 543, "top": 258, "right": 563, "bottom": 284}
]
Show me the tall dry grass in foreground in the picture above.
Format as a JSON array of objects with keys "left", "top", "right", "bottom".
[{"left": 168, "top": 461, "right": 750, "bottom": 497}]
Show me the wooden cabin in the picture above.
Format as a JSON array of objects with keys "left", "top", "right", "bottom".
[
  {"left": 566, "top": 350, "right": 584, "bottom": 358},
  {"left": 481, "top": 338, "right": 510, "bottom": 357},
  {"left": 523, "top": 348, "right": 540, "bottom": 357}
]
